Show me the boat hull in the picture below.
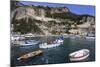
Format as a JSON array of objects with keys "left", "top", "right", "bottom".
[
  {"left": 69, "top": 49, "right": 90, "bottom": 61},
  {"left": 39, "top": 39, "right": 64, "bottom": 48},
  {"left": 39, "top": 43, "right": 61, "bottom": 48},
  {"left": 17, "top": 50, "right": 43, "bottom": 60},
  {"left": 19, "top": 40, "right": 39, "bottom": 46},
  {"left": 70, "top": 53, "right": 89, "bottom": 61}
]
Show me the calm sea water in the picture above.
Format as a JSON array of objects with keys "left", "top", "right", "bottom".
[{"left": 11, "top": 37, "right": 95, "bottom": 66}]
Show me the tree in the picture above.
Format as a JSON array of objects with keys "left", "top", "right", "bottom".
[{"left": 65, "top": 23, "right": 71, "bottom": 34}]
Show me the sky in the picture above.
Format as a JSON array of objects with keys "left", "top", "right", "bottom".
[{"left": 20, "top": 1, "right": 95, "bottom": 16}]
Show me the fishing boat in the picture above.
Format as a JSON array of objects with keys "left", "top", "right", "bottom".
[
  {"left": 39, "top": 37, "right": 64, "bottom": 48},
  {"left": 69, "top": 49, "right": 90, "bottom": 61},
  {"left": 20, "top": 40, "right": 40, "bottom": 46},
  {"left": 17, "top": 50, "right": 43, "bottom": 60},
  {"left": 13, "top": 40, "right": 40, "bottom": 46}
]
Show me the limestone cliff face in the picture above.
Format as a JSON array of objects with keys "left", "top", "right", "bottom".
[
  {"left": 11, "top": 6, "right": 95, "bottom": 35},
  {"left": 11, "top": 6, "right": 69, "bottom": 20},
  {"left": 11, "top": 7, "right": 43, "bottom": 20},
  {"left": 80, "top": 16, "right": 95, "bottom": 24}
]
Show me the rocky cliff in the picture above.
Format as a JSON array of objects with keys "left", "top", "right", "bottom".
[{"left": 11, "top": 4, "right": 95, "bottom": 36}]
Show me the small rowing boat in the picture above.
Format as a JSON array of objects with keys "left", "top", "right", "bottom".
[
  {"left": 69, "top": 49, "right": 90, "bottom": 61},
  {"left": 17, "top": 50, "right": 43, "bottom": 60}
]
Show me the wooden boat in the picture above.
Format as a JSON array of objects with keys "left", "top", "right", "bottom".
[
  {"left": 17, "top": 50, "right": 43, "bottom": 60},
  {"left": 69, "top": 49, "right": 90, "bottom": 61}
]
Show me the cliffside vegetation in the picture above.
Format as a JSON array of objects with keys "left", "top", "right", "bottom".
[{"left": 11, "top": 1, "right": 95, "bottom": 35}]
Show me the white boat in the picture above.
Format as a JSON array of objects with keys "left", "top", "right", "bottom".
[
  {"left": 69, "top": 49, "right": 90, "bottom": 61},
  {"left": 20, "top": 43, "right": 33, "bottom": 46},
  {"left": 39, "top": 43, "right": 60, "bottom": 48},
  {"left": 39, "top": 39, "right": 64, "bottom": 48},
  {"left": 11, "top": 35, "right": 25, "bottom": 41},
  {"left": 55, "top": 39, "right": 64, "bottom": 44},
  {"left": 85, "top": 37, "right": 95, "bottom": 40},
  {"left": 20, "top": 40, "right": 39, "bottom": 46}
]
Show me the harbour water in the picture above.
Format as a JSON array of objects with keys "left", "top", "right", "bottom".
[{"left": 11, "top": 37, "right": 95, "bottom": 66}]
